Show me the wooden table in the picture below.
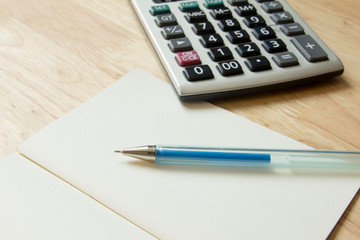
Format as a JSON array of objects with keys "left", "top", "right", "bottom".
[{"left": 0, "top": 0, "right": 359, "bottom": 238}]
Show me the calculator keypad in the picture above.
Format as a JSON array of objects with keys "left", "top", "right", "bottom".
[
  {"left": 281, "top": 23, "right": 305, "bottom": 36},
  {"left": 236, "top": 43, "right": 261, "bottom": 57},
  {"left": 262, "top": 39, "right": 287, "bottom": 53},
  {"left": 192, "top": 22, "right": 215, "bottom": 35},
  {"left": 131, "top": 0, "right": 343, "bottom": 100},
  {"left": 218, "top": 18, "right": 241, "bottom": 31},
  {"left": 272, "top": 52, "right": 299, "bottom": 67},
  {"left": 261, "top": 1, "right": 284, "bottom": 13},
  {"left": 184, "top": 65, "right": 214, "bottom": 81},
  {"left": 235, "top": 4, "right": 257, "bottom": 16},
  {"left": 161, "top": 25, "right": 185, "bottom": 39},
  {"left": 155, "top": 13, "right": 177, "bottom": 27},
  {"left": 217, "top": 60, "right": 243, "bottom": 76},
  {"left": 271, "top": 11, "right": 294, "bottom": 24},
  {"left": 152, "top": 1, "right": 324, "bottom": 77},
  {"left": 176, "top": 50, "right": 201, "bottom": 66},
  {"left": 291, "top": 35, "right": 328, "bottom": 62},
  {"left": 185, "top": 11, "right": 207, "bottom": 23},
  {"left": 200, "top": 33, "right": 224, "bottom": 48},
  {"left": 245, "top": 56, "right": 272, "bottom": 72},
  {"left": 209, "top": 46, "right": 233, "bottom": 61},
  {"left": 169, "top": 37, "right": 193, "bottom": 52}
]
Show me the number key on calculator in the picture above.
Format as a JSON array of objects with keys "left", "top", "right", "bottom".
[{"left": 130, "top": 0, "right": 344, "bottom": 101}]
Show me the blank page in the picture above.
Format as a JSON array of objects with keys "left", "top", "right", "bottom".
[{"left": 20, "top": 68, "right": 360, "bottom": 240}]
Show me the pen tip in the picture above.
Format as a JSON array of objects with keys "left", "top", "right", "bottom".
[{"left": 114, "top": 150, "right": 123, "bottom": 153}]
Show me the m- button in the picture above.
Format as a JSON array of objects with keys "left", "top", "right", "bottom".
[{"left": 291, "top": 35, "right": 328, "bottom": 62}]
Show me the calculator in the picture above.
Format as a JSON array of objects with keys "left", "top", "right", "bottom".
[{"left": 130, "top": 0, "right": 344, "bottom": 101}]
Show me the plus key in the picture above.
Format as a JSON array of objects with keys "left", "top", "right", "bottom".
[{"left": 291, "top": 35, "right": 328, "bottom": 62}]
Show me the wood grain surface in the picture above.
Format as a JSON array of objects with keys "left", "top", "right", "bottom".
[{"left": 0, "top": 0, "right": 359, "bottom": 238}]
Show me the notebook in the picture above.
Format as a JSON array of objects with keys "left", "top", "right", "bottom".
[{"left": 2, "top": 68, "right": 359, "bottom": 239}]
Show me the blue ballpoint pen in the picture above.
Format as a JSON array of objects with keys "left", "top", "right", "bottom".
[{"left": 115, "top": 144, "right": 360, "bottom": 169}]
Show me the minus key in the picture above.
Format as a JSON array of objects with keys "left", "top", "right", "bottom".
[{"left": 280, "top": 23, "right": 305, "bottom": 36}]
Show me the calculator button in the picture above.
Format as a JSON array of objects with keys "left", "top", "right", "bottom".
[
  {"left": 204, "top": 0, "right": 224, "bottom": 9},
  {"left": 155, "top": 13, "right": 177, "bottom": 27},
  {"left": 217, "top": 60, "right": 243, "bottom": 76},
  {"left": 179, "top": 1, "right": 200, "bottom": 12},
  {"left": 235, "top": 4, "right": 257, "bottom": 16},
  {"left": 291, "top": 35, "right": 328, "bottom": 62},
  {"left": 272, "top": 52, "right": 299, "bottom": 67},
  {"left": 271, "top": 12, "right": 294, "bottom": 24},
  {"left": 161, "top": 25, "right": 185, "bottom": 39},
  {"left": 184, "top": 65, "right": 214, "bottom": 81},
  {"left": 245, "top": 56, "right": 272, "bottom": 72},
  {"left": 209, "top": 47, "right": 234, "bottom": 61},
  {"left": 227, "top": 30, "right": 250, "bottom": 44},
  {"left": 210, "top": 7, "right": 232, "bottom": 20},
  {"left": 253, "top": 26, "right": 276, "bottom": 40},
  {"left": 262, "top": 39, "right": 287, "bottom": 53},
  {"left": 243, "top": 15, "right": 266, "bottom": 28},
  {"left": 236, "top": 43, "right": 261, "bottom": 57},
  {"left": 219, "top": 18, "right": 241, "bottom": 31},
  {"left": 185, "top": 10, "right": 208, "bottom": 23},
  {"left": 200, "top": 33, "right": 224, "bottom": 48},
  {"left": 192, "top": 22, "right": 216, "bottom": 35},
  {"left": 261, "top": 1, "right": 283, "bottom": 13},
  {"left": 280, "top": 23, "right": 305, "bottom": 36},
  {"left": 228, "top": 0, "right": 248, "bottom": 6},
  {"left": 176, "top": 50, "right": 201, "bottom": 66},
  {"left": 169, "top": 37, "right": 193, "bottom": 52},
  {"left": 150, "top": 5, "right": 170, "bottom": 16}
]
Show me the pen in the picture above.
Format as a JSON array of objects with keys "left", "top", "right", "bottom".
[{"left": 115, "top": 145, "right": 360, "bottom": 169}]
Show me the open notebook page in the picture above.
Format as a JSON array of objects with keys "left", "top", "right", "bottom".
[
  {"left": 0, "top": 154, "right": 154, "bottom": 240},
  {"left": 20, "top": 68, "right": 360, "bottom": 240}
]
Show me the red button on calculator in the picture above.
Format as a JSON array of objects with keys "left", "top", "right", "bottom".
[{"left": 176, "top": 50, "right": 201, "bottom": 66}]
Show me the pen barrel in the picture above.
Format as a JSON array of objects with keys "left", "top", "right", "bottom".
[
  {"left": 155, "top": 145, "right": 360, "bottom": 168},
  {"left": 271, "top": 152, "right": 360, "bottom": 168}
]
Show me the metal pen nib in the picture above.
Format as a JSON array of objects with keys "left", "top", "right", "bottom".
[{"left": 115, "top": 145, "right": 156, "bottom": 162}]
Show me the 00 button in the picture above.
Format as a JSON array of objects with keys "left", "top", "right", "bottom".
[{"left": 217, "top": 60, "right": 243, "bottom": 76}]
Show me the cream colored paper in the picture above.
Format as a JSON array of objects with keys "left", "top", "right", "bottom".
[
  {"left": 0, "top": 153, "right": 154, "bottom": 240},
  {"left": 20, "top": 68, "right": 359, "bottom": 240}
]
